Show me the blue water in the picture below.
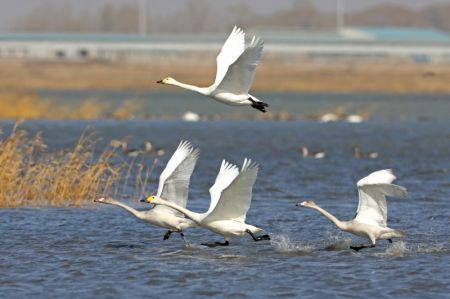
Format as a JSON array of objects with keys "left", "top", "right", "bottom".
[
  {"left": 37, "top": 90, "right": 450, "bottom": 121},
  {"left": 0, "top": 118, "right": 449, "bottom": 298}
]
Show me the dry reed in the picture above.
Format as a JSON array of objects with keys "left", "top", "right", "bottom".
[
  {"left": 0, "top": 124, "right": 156, "bottom": 208},
  {"left": 0, "top": 93, "right": 140, "bottom": 120}
]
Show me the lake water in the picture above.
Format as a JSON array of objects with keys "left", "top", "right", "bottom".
[
  {"left": 1, "top": 94, "right": 450, "bottom": 298},
  {"left": 38, "top": 90, "right": 450, "bottom": 121}
]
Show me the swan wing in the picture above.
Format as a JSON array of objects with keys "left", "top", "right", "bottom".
[
  {"left": 205, "top": 159, "right": 258, "bottom": 222},
  {"left": 154, "top": 140, "right": 199, "bottom": 216},
  {"left": 213, "top": 26, "right": 246, "bottom": 87},
  {"left": 207, "top": 160, "right": 240, "bottom": 215},
  {"left": 355, "top": 169, "right": 407, "bottom": 226},
  {"left": 216, "top": 36, "right": 264, "bottom": 94}
]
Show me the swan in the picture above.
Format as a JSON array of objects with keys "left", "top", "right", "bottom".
[
  {"left": 353, "top": 144, "right": 379, "bottom": 159},
  {"left": 144, "top": 159, "right": 271, "bottom": 247},
  {"left": 297, "top": 169, "right": 407, "bottom": 251},
  {"left": 299, "top": 146, "right": 325, "bottom": 159},
  {"left": 94, "top": 140, "right": 199, "bottom": 243},
  {"left": 157, "top": 26, "right": 269, "bottom": 113}
]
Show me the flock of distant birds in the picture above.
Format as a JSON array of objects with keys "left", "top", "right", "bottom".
[{"left": 95, "top": 26, "right": 406, "bottom": 251}]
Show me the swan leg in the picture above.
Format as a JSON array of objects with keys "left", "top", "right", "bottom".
[
  {"left": 245, "top": 229, "right": 271, "bottom": 242},
  {"left": 163, "top": 230, "right": 173, "bottom": 240},
  {"left": 350, "top": 244, "right": 376, "bottom": 251},
  {"left": 179, "top": 232, "right": 190, "bottom": 247},
  {"left": 201, "top": 241, "right": 229, "bottom": 248},
  {"left": 248, "top": 97, "right": 268, "bottom": 113},
  {"left": 388, "top": 239, "right": 393, "bottom": 243}
]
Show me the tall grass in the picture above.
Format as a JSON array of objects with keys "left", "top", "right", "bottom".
[
  {"left": 0, "top": 124, "right": 156, "bottom": 208},
  {"left": 0, "top": 93, "right": 140, "bottom": 120}
]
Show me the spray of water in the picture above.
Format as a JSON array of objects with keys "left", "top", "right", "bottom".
[{"left": 270, "top": 234, "right": 314, "bottom": 255}]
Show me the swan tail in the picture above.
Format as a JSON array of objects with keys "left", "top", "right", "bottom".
[{"left": 248, "top": 97, "right": 269, "bottom": 113}]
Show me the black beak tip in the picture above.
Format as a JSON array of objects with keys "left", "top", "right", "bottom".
[
  {"left": 140, "top": 198, "right": 146, "bottom": 203},
  {"left": 156, "top": 80, "right": 163, "bottom": 84}
]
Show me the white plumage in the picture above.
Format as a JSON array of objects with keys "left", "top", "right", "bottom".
[
  {"left": 95, "top": 140, "right": 199, "bottom": 243},
  {"left": 155, "top": 140, "right": 200, "bottom": 217},
  {"left": 355, "top": 169, "right": 407, "bottom": 227},
  {"left": 146, "top": 158, "right": 270, "bottom": 247},
  {"left": 157, "top": 26, "right": 269, "bottom": 113},
  {"left": 298, "top": 169, "right": 407, "bottom": 251}
]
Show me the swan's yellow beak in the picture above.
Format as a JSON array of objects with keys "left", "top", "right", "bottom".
[{"left": 145, "top": 195, "right": 155, "bottom": 203}]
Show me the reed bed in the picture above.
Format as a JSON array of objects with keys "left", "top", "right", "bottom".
[
  {"left": 0, "top": 124, "right": 156, "bottom": 208},
  {"left": 0, "top": 93, "right": 140, "bottom": 120}
]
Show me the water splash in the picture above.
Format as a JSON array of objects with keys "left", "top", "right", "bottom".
[
  {"left": 324, "top": 238, "right": 353, "bottom": 251},
  {"left": 324, "top": 233, "right": 352, "bottom": 251},
  {"left": 372, "top": 241, "right": 408, "bottom": 257},
  {"left": 385, "top": 241, "right": 408, "bottom": 257},
  {"left": 270, "top": 234, "right": 314, "bottom": 255},
  {"left": 415, "top": 243, "right": 448, "bottom": 254}
]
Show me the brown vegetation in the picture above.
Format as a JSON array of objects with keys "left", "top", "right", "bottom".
[
  {"left": 0, "top": 124, "right": 156, "bottom": 208},
  {"left": 1, "top": 59, "right": 450, "bottom": 94},
  {"left": 0, "top": 91, "right": 141, "bottom": 120}
]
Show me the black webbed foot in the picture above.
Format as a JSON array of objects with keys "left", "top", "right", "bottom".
[
  {"left": 245, "top": 229, "right": 271, "bottom": 241},
  {"left": 350, "top": 244, "right": 376, "bottom": 251},
  {"left": 248, "top": 97, "right": 269, "bottom": 113}
]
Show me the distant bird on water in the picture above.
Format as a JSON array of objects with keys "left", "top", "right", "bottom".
[
  {"left": 299, "top": 146, "right": 326, "bottom": 159},
  {"left": 297, "top": 169, "right": 407, "bottom": 251},
  {"left": 353, "top": 144, "right": 379, "bottom": 159},
  {"left": 157, "top": 26, "right": 269, "bottom": 113},
  {"left": 110, "top": 139, "right": 153, "bottom": 158}
]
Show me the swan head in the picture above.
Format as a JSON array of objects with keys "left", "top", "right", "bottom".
[
  {"left": 156, "top": 77, "right": 176, "bottom": 85},
  {"left": 143, "top": 195, "right": 164, "bottom": 205},
  {"left": 94, "top": 197, "right": 115, "bottom": 204},
  {"left": 296, "top": 200, "right": 317, "bottom": 208}
]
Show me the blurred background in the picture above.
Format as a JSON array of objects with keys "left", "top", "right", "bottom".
[{"left": 0, "top": 0, "right": 449, "bottom": 120}]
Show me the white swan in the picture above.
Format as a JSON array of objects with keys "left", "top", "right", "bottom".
[
  {"left": 297, "top": 169, "right": 407, "bottom": 251},
  {"left": 145, "top": 159, "right": 271, "bottom": 247},
  {"left": 157, "top": 26, "right": 269, "bottom": 113},
  {"left": 94, "top": 140, "right": 199, "bottom": 243}
]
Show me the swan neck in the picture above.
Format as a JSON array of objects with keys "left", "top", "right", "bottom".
[
  {"left": 157, "top": 200, "right": 202, "bottom": 223},
  {"left": 311, "top": 205, "right": 346, "bottom": 230},
  {"left": 104, "top": 199, "right": 143, "bottom": 219},
  {"left": 302, "top": 147, "right": 308, "bottom": 157},
  {"left": 171, "top": 79, "right": 209, "bottom": 95}
]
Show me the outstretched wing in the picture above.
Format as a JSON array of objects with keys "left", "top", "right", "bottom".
[
  {"left": 214, "top": 26, "right": 246, "bottom": 87},
  {"left": 205, "top": 159, "right": 258, "bottom": 223},
  {"left": 207, "top": 160, "right": 240, "bottom": 214},
  {"left": 216, "top": 36, "right": 264, "bottom": 94},
  {"left": 355, "top": 169, "right": 407, "bottom": 227},
  {"left": 153, "top": 140, "right": 199, "bottom": 215}
]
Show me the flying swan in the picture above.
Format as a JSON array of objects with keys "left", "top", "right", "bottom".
[
  {"left": 145, "top": 159, "right": 271, "bottom": 247},
  {"left": 297, "top": 169, "right": 407, "bottom": 251},
  {"left": 94, "top": 140, "right": 199, "bottom": 243},
  {"left": 157, "top": 26, "right": 269, "bottom": 113}
]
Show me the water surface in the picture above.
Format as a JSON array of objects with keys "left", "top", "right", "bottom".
[{"left": 0, "top": 120, "right": 449, "bottom": 298}]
